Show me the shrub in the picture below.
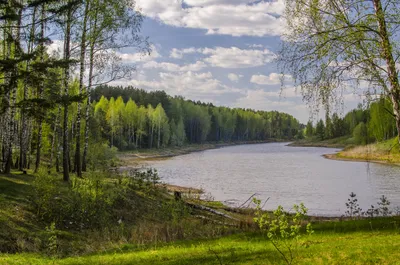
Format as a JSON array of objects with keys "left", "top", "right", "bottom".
[
  {"left": 253, "top": 199, "right": 313, "bottom": 265},
  {"left": 86, "top": 142, "right": 118, "bottom": 171}
]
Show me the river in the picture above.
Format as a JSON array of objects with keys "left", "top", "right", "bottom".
[{"left": 143, "top": 142, "right": 400, "bottom": 216}]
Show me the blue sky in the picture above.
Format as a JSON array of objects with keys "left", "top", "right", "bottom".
[{"left": 113, "top": 0, "right": 361, "bottom": 123}]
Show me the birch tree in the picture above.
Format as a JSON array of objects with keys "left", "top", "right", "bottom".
[{"left": 280, "top": 0, "right": 400, "bottom": 143}]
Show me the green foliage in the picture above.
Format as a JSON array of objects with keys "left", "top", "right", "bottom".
[
  {"left": 32, "top": 171, "right": 116, "bottom": 230},
  {"left": 305, "top": 121, "right": 314, "bottom": 138},
  {"left": 253, "top": 198, "right": 313, "bottom": 265},
  {"left": 86, "top": 142, "right": 118, "bottom": 171},
  {"left": 368, "top": 99, "right": 397, "bottom": 142},
  {"left": 352, "top": 122, "right": 368, "bottom": 145},
  {"left": 45, "top": 222, "right": 58, "bottom": 256},
  {"left": 315, "top": 119, "right": 325, "bottom": 140},
  {"left": 91, "top": 87, "right": 302, "bottom": 150}
]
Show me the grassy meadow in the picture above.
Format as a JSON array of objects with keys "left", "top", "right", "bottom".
[{"left": 1, "top": 169, "right": 400, "bottom": 264}]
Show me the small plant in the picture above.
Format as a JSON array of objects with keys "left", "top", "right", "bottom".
[
  {"left": 377, "top": 195, "right": 392, "bottom": 217},
  {"left": 45, "top": 222, "right": 58, "bottom": 256},
  {"left": 345, "top": 192, "right": 362, "bottom": 218},
  {"left": 365, "top": 205, "right": 379, "bottom": 218},
  {"left": 253, "top": 198, "right": 313, "bottom": 265}
]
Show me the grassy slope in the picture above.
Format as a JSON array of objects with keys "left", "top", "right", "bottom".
[
  {"left": 2, "top": 231, "right": 400, "bottom": 265},
  {"left": 291, "top": 136, "right": 400, "bottom": 165},
  {"left": 333, "top": 138, "right": 400, "bottom": 164},
  {"left": 2, "top": 172, "right": 400, "bottom": 264}
]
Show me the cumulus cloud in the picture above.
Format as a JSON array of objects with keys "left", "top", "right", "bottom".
[
  {"left": 136, "top": 0, "right": 286, "bottom": 37},
  {"left": 168, "top": 46, "right": 275, "bottom": 68},
  {"left": 234, "top": 89, "right": 309, "bottom": 122},
  {"left": 202, "top": 47, "right": 275, "bottom": 68},
  {"left": 170, "top": 47, "right": 198, "bottom": 59},
  {"left": 143, "top": 60, "right": 207, "bottom": 72},
  {"left": 184, "top": 0, "right": 252, "bottom": 7},
  {"left": 228, "top": 73, "right": 243, "bottom": 82},
  {"left": 250, "top": 73, "right": 292, "bottom": 85},
  {"left": 119, "top": 71, "right": 245, "bottom": 105},
  {"left": 118, "top": 45, "right": 161, "bottom": 63}
]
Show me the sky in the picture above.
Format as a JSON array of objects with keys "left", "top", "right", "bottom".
[{"left": 113, "top": 0, "right": 362, "bottom": 124}]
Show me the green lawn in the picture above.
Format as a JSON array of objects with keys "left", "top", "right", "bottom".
[{"left": 1, "top": 231, "right": 400, "bottom": 265}]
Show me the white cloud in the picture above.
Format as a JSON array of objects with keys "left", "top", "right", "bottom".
[
  {"left": 170, "top": 47, "right": 198, "bottom": 59},
  {"left": 184, "top": 0, "right": 252, "bottom": 7},
  {"left": 250, "top": 73, "right": 292, "bottom": 85},
  {"left": 118, "top": 45, "right": 161, "bottom": 63},
  {"left": 143, "top": 60, "right": 207, "bottom": 72},
  {"left": 248, "top": 44, "right": 264, "bottom": 48},
  {"left": 234, "top": 89, "right": 308, "bottom": 122},
  {"left": 118, "top": 71, "right": 245, "bottom": 105},
  {"left": 168, "top": 46, "right": 275, "bottom": 68},
  {"left": 228, "top": 73, "right": 243, "bottom": 82},
  {"left": 202, "top": 47, "right": 275, "bottom": 68},
  {"left": 262, "top": 87, "right": 300, "bottom": 98},
  {"left": 136, "top": 0, "right": 286, "bottom": 37}
]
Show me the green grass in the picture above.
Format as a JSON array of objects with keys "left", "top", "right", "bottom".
[
  {"left": 2, "top": 171, "right": 400, "bottom": 264},
  {"left": 335, "top": 137, "right": 400, "bottom": 164},
  {"left": 1, "top": 230, "right": 400, "bottom": 265},
  {"left": 289, "top": 136, "right": 355, "bottom": 148}
]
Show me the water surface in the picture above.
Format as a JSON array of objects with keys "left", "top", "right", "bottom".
[{"left": 145, "top": 143, "right": 400, "bottom": 216}]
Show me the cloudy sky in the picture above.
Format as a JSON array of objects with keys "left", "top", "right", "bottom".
[{"left": 115, "top": 0, "right": 362, "bottom": 123}]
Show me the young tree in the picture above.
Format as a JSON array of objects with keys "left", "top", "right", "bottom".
[
  {"left": 305, "top": 121, "right": 314, "bottom": 138},
  {"left": 315, "top": 119, "right": 325, "bottom": 140},
  {"left": 280, "top": 0, "right": 400, "bottom": 144}
]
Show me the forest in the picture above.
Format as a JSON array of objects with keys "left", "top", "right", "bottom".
[
  {"left": 0, "top": 0, "right": 148, "bottom": 180},
  {"left": 90, "top": 85, "right": 302, "bottom": 150},
  {"left": 305, "top": 98, "right": 397, "bottom": 145}
]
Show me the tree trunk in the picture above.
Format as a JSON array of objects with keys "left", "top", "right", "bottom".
[
  {"left": 74, "top": 0, "right": 89, "bottom": 178},
  {"left": 63, "top": 6, "right": 72, "bottom": 182},
  {"left": 34, "top": 4, "right": 46, "bottom": 173},
  {"left": 19, "top": 6, "right": 36, "bottom": 171},
  {"left": 372, "top": 0, "right": 400, "bottom": 145},
  {"left": 49, "top": 106, "right": 61, "bottom": 169}
]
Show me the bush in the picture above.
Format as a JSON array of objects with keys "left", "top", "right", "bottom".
[
  {"left": 253, "top": 199, "right": 313, "bottom": 265},
  {"left": 86, "top": 142, "right": 118, "bottom": 171},
  {"left": 32, "top": 171, "right": 116, "bottom": 230},
  {"left": 353, "top": 122, "right": 368, "bottom": 145}
]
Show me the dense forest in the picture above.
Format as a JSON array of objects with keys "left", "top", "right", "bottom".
[
  {"left": 0, "top": 0, "right": 148, "bottom": 179},
  {"left": 305, "top": 98, "right": 397, "bottom": 145},
  {"left": 90, "top": 85, "right": 302, "bottom": 150}
]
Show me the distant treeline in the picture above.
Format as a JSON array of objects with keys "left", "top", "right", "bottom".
[
  {"left": 90, "top": 85, "right": 303, "bottom": 149},
  {"left": 305, "top": 98, "right": 397, "bottom": 144}
]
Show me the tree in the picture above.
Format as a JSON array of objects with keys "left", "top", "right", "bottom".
[
  {"left": 368, "top": 98, "right": 396, "bottom": 141},
  {"left": 153, "top": 104, "right": 168, "bottom": 148},
  {"left": 315, "top": 119, "right": 325, "bottom": 140},
  {"left": 305, "top": 121, "right": 314, "bottom": 138},
  {"left": 170, "top": 118, "right": 186, "bottom": 146},
  {"left": 353, "top": 122, "right": 368, "bottom": 145},
  {"left": 124, "top": 98, "right": 138, "bottom": 148},
  {"left": 280, "top": 0, "right": 400, "bottom": 144}
]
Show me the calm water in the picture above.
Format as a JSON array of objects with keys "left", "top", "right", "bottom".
[{"left": 145, "top": 143, "right": 400, "bottom": 216}]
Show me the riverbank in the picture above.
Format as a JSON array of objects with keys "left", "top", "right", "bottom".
[
  {"left": 118, "top": 140, "right": 288, "bottom": 166},
  {"left": 288, "top": 136, "right": 353, "bottom": 148},
  {"left": 291, "top": 136, "right": 400, "bottom": 165},
  {"left": 322, "top": 138, "right": 400, "bottom": 165}
]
